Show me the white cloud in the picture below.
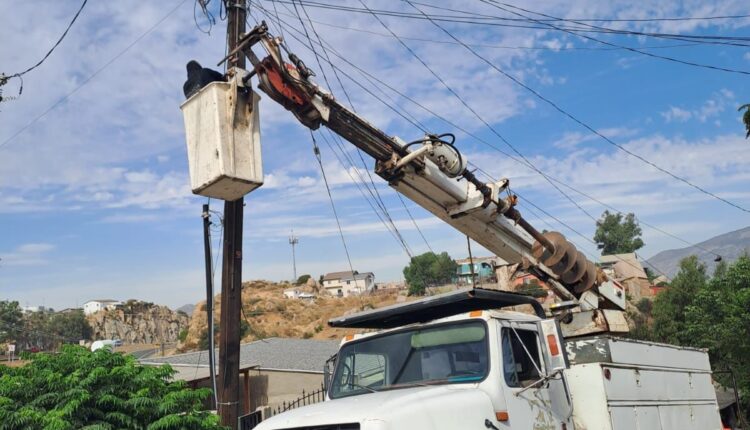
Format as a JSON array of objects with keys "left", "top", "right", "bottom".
[
  {"left": 1, "top": 243, "right": 56, "bottom": 267},
  {"left": 552, "top": 127, "right": 638, "bottom": 150},
  {"left": 661, "top": 90, "right": 735, "bottom": 123},
  {"left": 661, "top": 106, "right": 693, "bottom": 123}
]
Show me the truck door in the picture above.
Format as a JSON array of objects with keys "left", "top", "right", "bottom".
[{"left": 498, "top": 320, "right": 570, "bottom": 430}]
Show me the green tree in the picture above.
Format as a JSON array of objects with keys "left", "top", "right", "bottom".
[
  {"left": 682, "top": 255, "right": 750, "bottom": 420},
  {"left": 593, "top": 210, "right": 645, "bottom": 255},
  {"left": 49, "top": 310, "right": 93, "bottom": 343},
  {"left": 403, "top": 252, "right": 457, "bottom": 295},
  {"left": 651, "top": 255, "right": 707, "bottom": 345},
  {"left": 0, "top": 345, "right": 225, "bottom": 429},
  {"left": 20, "top": 310, "right": 54, "bottom": 351},
  {"left": 0, "top": 301, "right": 22, "bottom": 344},
  {"left": 295, "top": 274, "right": 311, "bottom": 286}
]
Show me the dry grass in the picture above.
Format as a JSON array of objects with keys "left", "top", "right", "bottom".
[{"left": 181, "top": 281, "right": 405, "bottom": 351}]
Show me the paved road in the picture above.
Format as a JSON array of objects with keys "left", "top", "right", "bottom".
[{"left": 129, "top": 348, "right": 160, "bottom": 360}]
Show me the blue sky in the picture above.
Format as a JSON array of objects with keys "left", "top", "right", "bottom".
[{"left": 1, "top": 0, "right": 749, "bottom": 309}]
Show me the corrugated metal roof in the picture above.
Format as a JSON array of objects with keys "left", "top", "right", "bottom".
[{"left": 140, "top": 338, "right": 339, "bottom": 374}]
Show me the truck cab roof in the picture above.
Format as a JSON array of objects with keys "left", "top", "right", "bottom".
[{"left": 328, "top": 287, "right": 544, "bottom": 330}]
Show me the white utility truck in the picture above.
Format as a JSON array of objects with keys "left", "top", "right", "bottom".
[
  {"left": 252, "top": 287, "right": 723, "bottom": 430},
  {"left": 183, "top": 23, "right": 728, "bottom": 430}
]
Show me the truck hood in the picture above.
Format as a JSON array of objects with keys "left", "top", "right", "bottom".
[{"left": 255, "top": 385, "right": 497, "bottom": 430}]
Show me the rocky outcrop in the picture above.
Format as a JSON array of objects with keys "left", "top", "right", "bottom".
[{"left": 87, "top": 302, "right": 189, "bottom": 344}]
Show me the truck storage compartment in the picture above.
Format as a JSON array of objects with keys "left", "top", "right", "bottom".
[{"left": 563, "top": 336, "right": 722, "bottom": 430}]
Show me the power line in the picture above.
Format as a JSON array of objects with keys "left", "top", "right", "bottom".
[
  {"left": 356, "top": 0, "right": 599, "bottom": 226},
  {"left": 406, "top": 0, "right": 750, "bottom": 214},
  {"left": 253, "top": 2, "right": 723, "bottom": 266},
  {"left": 263, "top": 0, "right": 750, "bottom": 47},
  {"left": 290, "top": 0, "right": 416, "bottom": 258},
  {"left": 265, "top": 6, "right": 703, "bottom": 52},
  {"left": 0, "top": 0, "right": 188, "bottom": 151},
  {"left": 319, "top": 130, "right": 413, "bottom": 258},
  {"left": 413, "top": 0, "right": 750, "bottom": 23},
  {"left": 2, "top": 0, "right": 89, "bottom": 99},
  {"left": 396, "top": 193, "right": 434, "bottom": 253},
  {"left": 485, "top": 1, "right": 750, "bottom": 75},
  {"left": 309, "top": 130, "right": 357, "bottom": 279}
]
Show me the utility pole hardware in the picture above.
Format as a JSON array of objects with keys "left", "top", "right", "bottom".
[{"left": 289, "top": 230, "right": 299, "bottom": 282}]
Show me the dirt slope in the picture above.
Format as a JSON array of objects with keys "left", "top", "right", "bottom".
[{"left": 181, "top": 281, "right": 403, "bottom": 350}]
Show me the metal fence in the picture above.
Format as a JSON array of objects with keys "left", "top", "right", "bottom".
[
  {"left": 272, "top": 384, "right": 326, "bottom": 415},
  {"left": 239, "top": 384, "right": 327, "bottom": 430}
]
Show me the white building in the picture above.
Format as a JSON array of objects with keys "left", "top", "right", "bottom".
[
  {"left": 83, "top": 299, "right": 122, "bottom": 316},
  {"left": 321, "top": 271, "right": 375, "bottom": 297},
  {"left": 283, "top": 288, "right": 316, "bottom": 301},
  {"left": 21, "top": 306, "right": 50, "bottom": 314}
]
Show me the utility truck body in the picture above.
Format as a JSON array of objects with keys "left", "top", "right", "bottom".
[{"left": 253, "top": 288, "right": 723, "bottom": 430}]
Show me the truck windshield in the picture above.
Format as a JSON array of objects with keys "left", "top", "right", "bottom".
[{"left": 329, "top": 321, "right": 488, "bottom": 399}]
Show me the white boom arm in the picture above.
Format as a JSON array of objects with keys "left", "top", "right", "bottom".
[{"left": 231, "top": 23, "right": 626, "bottom": 313}]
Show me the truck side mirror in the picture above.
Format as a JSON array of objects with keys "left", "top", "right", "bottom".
[{"left": 536, "top": 318, "right": 568, "bottom": 374}]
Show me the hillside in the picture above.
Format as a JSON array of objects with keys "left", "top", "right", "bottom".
[
  {"left": 87, "top": 300, "right": 190, "bottom": 344},
  {"left": 181, "top": 281, "right": 404, "bottom": 351},
  {"left": 647, "top": 226, "right": 750, "bottom": 278}
]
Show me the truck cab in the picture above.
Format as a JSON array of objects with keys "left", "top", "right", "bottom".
[{"left": 253, "top": 288, "right": 723, "bottom": 430}]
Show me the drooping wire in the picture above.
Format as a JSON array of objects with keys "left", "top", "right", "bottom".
[
  {"left": 263, "top": 0, "right": 750, "bottom": 47},
  {"left": 358, "top": 0, "right": 598, "bottom": 225},
  {"left": 397, "top": 193, "right": 434, "bottom": 254},
  {"left": 319, "top": 130, "right": 413, "bottom": 258},
  {"left": 405, "top": 0, "right": 750, "bottom": 214},
  {"left": 253, "top": 1, "right": 720, "bottom": 268},
  {"left": 293, "top": 0, "right": 428, "bottom": 257},
  {"left": 484, "top": 1, "right": 750, "bottom": 75},
  {"left": 412, "top": 0, "right": 750, "bottom": 23},
  {"left": 0, "top": 0, "right": 189, "bottom": 150},
  {"left": 194, "top": 0, "right": 217, "bottom": 34},
  {"left": 264, "top": 7, "right": 704, "bottom": 52},
  {"left": 1, "top": 0, "right": 88, "bottom": 100},
  {"left": 310, "top": 130, "right": 357, "bottom": 280}
]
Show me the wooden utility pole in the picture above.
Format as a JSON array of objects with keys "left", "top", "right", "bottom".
[{"left": 219, "top": 3, "right": 246, "bottom": 428}]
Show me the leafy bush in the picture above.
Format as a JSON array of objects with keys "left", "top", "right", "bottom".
[
  {"left": 0, "top": 345, "right": 226, "bottom": 429},
  {"left": 295, "top": 274, "right": 311, "bottom": 286},
  {"left": 178, "top": 329, "right": 189, "bottom": 343}
]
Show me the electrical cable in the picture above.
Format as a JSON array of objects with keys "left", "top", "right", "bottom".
[
  {"left": 0, "top": 0, "right": 189, "bottom": 151},
  {"left": 396, "top": 193, "right": 434, "bottom": 254},
  {"left": 263, "top": 0, "right": 750, "bottom": 47},
  {"left": 319, "top": 130, "right": 414, "bottom": 258},
  {"left": 264, "top": 5, "right": 703, "bottom": 51},
  {"left": 358, "top": 0, "right": 599, "bottom": 224},
  {"left": 1, "top": 0, "right": 89, "bottom": 100},
  {"left": 412, "top": 0, "right": 750, "bottom": 23},
  {"left": 194, "top": 0, "right": 216, "bottom": 34},
  {"left": 290, "top": 0, "right": 416, "bottom": 258},
  {"left": 309, "top": 130, "right": 357, "bottom": 281},
  {"left": 484, "top": 1, "right": 750, "bottom": 75},
  {"left": 254, "top": 2, "right": 719, "bottom": 273},
  {"left": 406, "top": 0, "right": 750, "bottom": 214}
]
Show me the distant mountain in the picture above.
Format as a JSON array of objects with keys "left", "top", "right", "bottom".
[
  {"left": 175, "top": 303, "right": 195, "bottom": 316},
  {"left": 646, "top": 226, "right": 750, "bottom": 278}
]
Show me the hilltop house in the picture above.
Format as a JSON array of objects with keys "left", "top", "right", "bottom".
[
  {"left": 455, "top": 256, "right": 503, "bottom": 285},
  {"left": 321, "top": 271, "right": 375, "bottom": 297},
  {"left": 600, "top": 253, "right": 651, "bottom": 299},
  {"left": 282, "top": 288, "right": 315, "bottom": 301},
  {"left": 83, "top": 299, "right": 122, "bottom": 316}
]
